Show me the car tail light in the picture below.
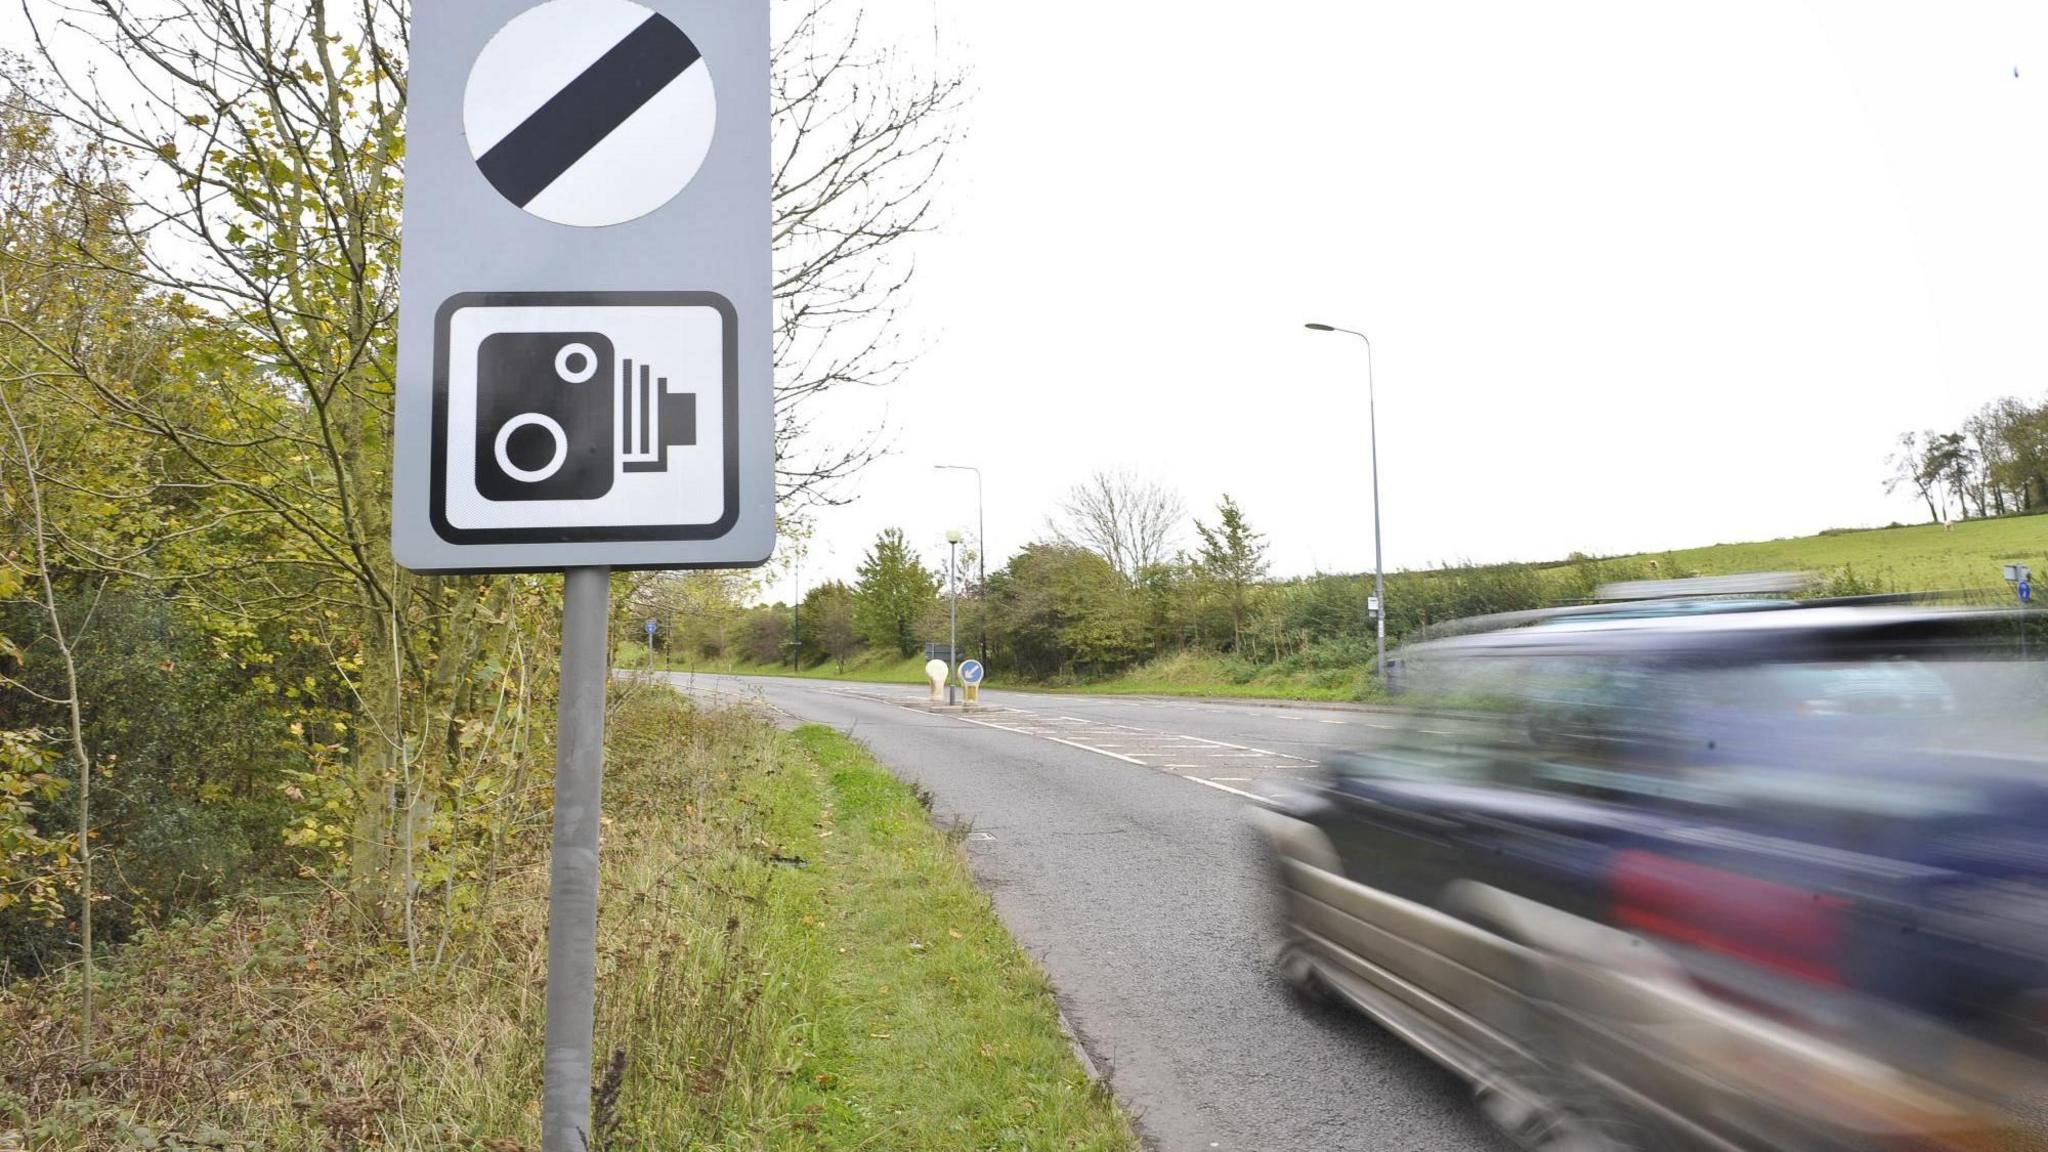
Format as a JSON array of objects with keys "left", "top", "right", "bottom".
[{"left": 1610, "top": 849, "right": 1846, "bottom": 986}]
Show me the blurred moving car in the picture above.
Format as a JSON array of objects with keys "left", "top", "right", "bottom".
[{"left": 1257, "top": 598, "right": 2048, "bottom": 1151}]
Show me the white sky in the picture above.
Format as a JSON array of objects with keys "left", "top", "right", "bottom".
[
  {"left": 786, "top": 0, "right": 2048, "bottom": 596},
  {"left": 8, "top": 1, "right": 2041, "bottom": 597}
]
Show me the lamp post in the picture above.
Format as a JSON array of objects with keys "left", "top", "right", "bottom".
[
  {"left": 933, "top": 464, "right": 985, "bottom": 665},
  {"left": 944, "top": 529, "right": 963, "bottom": 704},
  {"left": 1305, "top": 322, "right": 1388, "bottom": 688}
]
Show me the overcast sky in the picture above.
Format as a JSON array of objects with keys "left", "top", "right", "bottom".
[
  {"left": 782, "top": 0, "right": 2048, "bottom": 596},
  {"left": 8, "top": 1, "right": 2038, "bottom": 595}
]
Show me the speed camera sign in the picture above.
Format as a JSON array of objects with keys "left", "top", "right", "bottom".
[
  {"left": 429, "top": 291, "right": 736, "bottom": 544},
  {"left": 391, "top": 0, "right": 771, "bottom": 572}
]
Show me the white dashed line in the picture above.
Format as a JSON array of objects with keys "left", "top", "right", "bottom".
[
  {"left": 926, "top": 703, "right": 1322, "bottom": 809},
  {"left": 1190, "top": 777, "right": 1271, "bottom": 804}
]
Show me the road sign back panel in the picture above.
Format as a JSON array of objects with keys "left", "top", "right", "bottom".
[{"left": 392, "top": 0, "right": 770, "bottom": 573}]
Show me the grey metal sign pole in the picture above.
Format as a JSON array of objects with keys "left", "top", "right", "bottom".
[{"left": 544, "top": 566, "right": 610, "bottom": 1149}]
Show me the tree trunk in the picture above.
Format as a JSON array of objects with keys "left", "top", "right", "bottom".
[{"left": 350, "top": 602, "right": 401, "bottom": 915}]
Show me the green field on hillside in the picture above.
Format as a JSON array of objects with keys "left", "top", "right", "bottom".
[{"left": 1599, "top": 514, "right": 2046, "bottom": 596}]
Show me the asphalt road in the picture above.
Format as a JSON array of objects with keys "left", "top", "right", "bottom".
[{"left": 659, "top": 672, "right": 1513, "bottom": 1152}]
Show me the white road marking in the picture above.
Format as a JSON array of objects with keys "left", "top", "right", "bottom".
[
  {"left": 1044, "top": 736, "right": 1147, "bottom": 765},
  {"left": 1190, "top": 777, "right": 1272, "bottom": 804},
  {"left": 916, "top": 701, "right": 1320, "bottom": 810},
  {"left": 1169, "top": 732, "right": 1310, "bottom": 761}
]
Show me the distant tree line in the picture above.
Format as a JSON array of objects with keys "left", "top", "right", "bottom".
[
  {"left": 1886, "top": 394, "right": 2048, "bottom": 522},
  {"left": 632, "top": 472, "right": 1668, "bottom": 689}
]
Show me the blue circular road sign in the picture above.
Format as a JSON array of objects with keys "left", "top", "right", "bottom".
[
  {"left": 2022, "top": 580, "right": 2033, "bottom": 604},
  {"left": 959, "top": 659, "right": 984, "bottom": 685}
]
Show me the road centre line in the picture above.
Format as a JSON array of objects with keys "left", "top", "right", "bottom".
[
  {"left": 948, "top": 712, "right": 1151, "bottom": 766},
  {"left": 1188, "top": 777, "right": 1271, "bottom": 803},
  {"left": 1171, "top": 732, "right": 1312, "bottom": 762},
  {"left": 937, "top": 708, "right": 1279, "bottom": 805},
  {"left": 1040, "top": 736, "right": 1147, "bottom": 764}
]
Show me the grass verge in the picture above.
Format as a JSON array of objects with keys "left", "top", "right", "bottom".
[
  {"left": 1012, "top": 651, "right": 1370, "bottom": 703},
  {"left": 633, "top": 650, "right": 931, "bottom": 687},
  {"left": 1, "top": 688, "right": 1135, "bottom": 1151}
]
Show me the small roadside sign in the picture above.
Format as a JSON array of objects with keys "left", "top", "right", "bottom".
[
  {"left": 959, "top": 659, "right": 984, "bottom": 686},
  {"left": 644, "top": 618, "right": 658, "bottom": 637},
  {"left": 2022, "top": 580, "right": 2033, "bottom": 604}
]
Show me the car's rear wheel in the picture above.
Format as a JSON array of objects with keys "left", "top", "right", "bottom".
[
  {"left": 1463, "top": 919, "right": 1669, "bottom": 1152},
  {"left": 1476, "top": 1078, "right": 1646, "bottom": 1152},
  {"left": 1275, "top": 937, "right": 1334, "bottom": 1006}
]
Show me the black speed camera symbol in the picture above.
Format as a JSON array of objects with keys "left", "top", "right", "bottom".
[
  {"left": 475, "top": 332, "right": 617, "bottom": 501},
  {"left": 473, "top": 332, "right": 696, "bottom": 502},
  {"left": 430, "top": 292, "right": 738, "bottom": 546}
]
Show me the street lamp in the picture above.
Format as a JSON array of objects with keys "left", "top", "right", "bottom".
[
  {"left": 933, "top": 464, "right": 986, "bottom": 665},
  {"left": 1305, "top": 322, "right": 1388, "bottom": 688},
  {"left": 944, "top": 528, "right": 964, "bottom": 704}
]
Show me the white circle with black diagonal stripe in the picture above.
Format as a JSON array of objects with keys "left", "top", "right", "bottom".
[{"left": 463, "top": 0, "right": 716, "bottom": 227}]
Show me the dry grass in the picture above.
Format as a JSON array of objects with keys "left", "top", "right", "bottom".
[{"left": 1, "top": 689, "right": 1134, "bottom": 1151}]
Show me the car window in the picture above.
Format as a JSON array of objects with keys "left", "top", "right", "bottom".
[
  {"left": 1349, "top": 712, "right": 1523, "bottom": 785},
  {"left": 1666, "top": 660, "right": 2045, "bottom": 820},
  {"left": 1336, "top": 653, "right": 1533, "bottom": 786},
  {"left": 1356, "top": 648, "right": 2048, "bottom": 816}
]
